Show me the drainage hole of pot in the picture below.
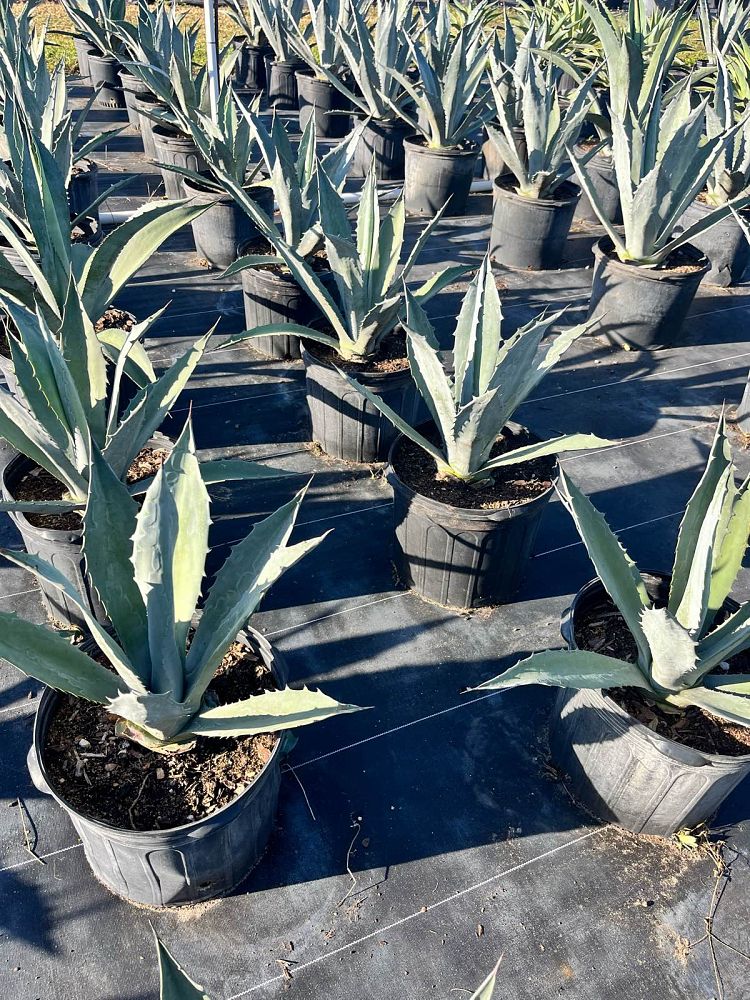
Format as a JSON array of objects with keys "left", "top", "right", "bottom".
[{"left": 198, "top": 881, "right": 212, "bottom": 890}]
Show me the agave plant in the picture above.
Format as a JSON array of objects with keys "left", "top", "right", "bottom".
[
  {"left": 116, "top": 0, "right": 199, "bottom": 79},
  {"left": 473, "top": 415, "right": 750, "bottom": 733},
  {"left": 0, "top": 128, "right": 206, "bottom": 363},
  {"left": 512, "top": 0, "right": 599, "bottom": 58},
  {"left": 289, "top": 0, "right": 357, "bottom": 77},
  {"left": 0, "top": 419, "right": 361, "bottom": 750},
  {"left": 698, "top": 0, "right": 750, "bottom": 63},
  {"left": 487, "top": 48, "right": 597, "bottom": 199},
  {"left": 205, "top": 108, "right": 362, "bottom": 274},
  {"left": 226, "top": 0, "right": 265, "bottom": 48},
  {"left": 571, "top": 0, "right": 750, "bottom": 265},
  {"left": 332, "top": 254, "right": 609, "bottom": 478},
  {"left": 0, "top": 294, "right": 286, "bottom": 519},
  {"left": 59, "top": 0, "right": 129, "bottom": 58},
  {"left": 222, "top": 165, "right": 471, "bottom": 363},
  {"left": 301, "top": 0, "right": 417, "bottom": 122},
  {"left": 122, "top": 36, "right": 240, "bottom": 134},
  {"left": 703, "top": 55, "right": 750, "bottom": 206},
  {"left": 253, "top": 0, "right": 306, "bottom": 62},
  {"left": 0, "top": 0, "right": 48, "bottom": 106},
  {"left": 0, "top": 60, "right": 126, "bottom": 226},
  {"left": 387, "top": 5, "right": 494, "bottom": 149}
]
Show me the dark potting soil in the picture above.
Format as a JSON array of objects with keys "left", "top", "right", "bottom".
[
  {"left": 392, "top": 428, "right": 556, "bottom": 510},
  {"left": 409, "top": 134, "right": 477, "bottom": 153},
  {"left": 243, "top": 237, "right": 330, "bottom": 277},
  {"left": 574, "top": 593, "right": 750, "bottom": 756},
  {"left": 307, "top": 329, "right": 410, "bottom": 375},
  {"left": 42, "top": 641, "right": 278, "bottom": 830},
  {"left": 94, "top": 307, "right": 135, "bottom": 332},
  {"left": 15, "top": 448, "right": 169, "bottom": 531}
]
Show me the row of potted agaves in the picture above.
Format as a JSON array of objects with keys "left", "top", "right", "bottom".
[{"left": 0, "top": 0, "right": 749, "bottom": 910}]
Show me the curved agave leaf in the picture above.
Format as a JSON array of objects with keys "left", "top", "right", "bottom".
[
  {"left": 154, "top": 931, "right": 211, "bottom": 1000},
  {"left": 640, "top": 605, "right": 700, "bottom": 693},
  {"left": 184, "top": 483, "right": 327, "bottom": 709},
  {"left": 478, "top": 433, "right": 611, "bottom": 474},
  {"left": 470, "top": 648, "right": 656, "bottom": 693},
  {"left": 668, "top": 414, "right": 734, "bottom": 634},
  {"left": 0, "top": 546, "right": 146, "bottom": 693},
  {"left": 80, "top": 200, "right": 209, "bottom": 322},
  {"left": 696, "top": 602, "right": 750, "bottom": 675},
  {"left": 184, "top": 685, "right": 364, "bottom": 738},
  {"left": 104, "top": 331, "right": 211, "bottom": 479},
  {"left": 0, "top": 608, "right": 124, "bottom": 704},
  {"left": 84, "top": 444, "right": 151, "bottom": 681},
  {"left": 667, "top": 683, "right": 750, "bottom": 728},
  {"left": 557, "top": 469, "right": 652, "bottom": 672}
]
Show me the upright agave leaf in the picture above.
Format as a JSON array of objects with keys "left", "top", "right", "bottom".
[{"left": 335, "top": 257, "right": 611, "bottom": 481}]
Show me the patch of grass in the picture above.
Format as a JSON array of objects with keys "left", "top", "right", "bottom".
[{"left": 21, "top": 3, "right": 237, "bottom": 73}]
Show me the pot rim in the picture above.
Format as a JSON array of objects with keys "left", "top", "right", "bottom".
[
  {"left": 31, "top": 625, "right": 288, "bottom": 839},
  {"left": 561, "top": 571, "right": 750, "bottom": 765},
  {"left": 385, "top": 422, "right": 559, "bottom": 519},
  {"left": 182, "top": 173, "right": 270, "bottom": 201},
  {"left": 593, "top": 235, "right": 710, "bottom": 280},
  {"left": 300, "top": 340, "right": 414, "bottom": 387},
  {"left": 493, "top": 175, "right": 580, "bottom": 206},
  {"left": 404, "top": 134, "right": 479, "bottom": 157},
  {"left": 151, "top": 124, "right": 195, "bottom": 143},
  {"left": 237, "top": 240, "right": 332, "bottom": 287},
  {"left": 2, "top": 431, "right": 170, "bottom": 543}
]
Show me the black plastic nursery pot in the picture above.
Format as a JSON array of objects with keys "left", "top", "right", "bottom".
[
  {"left": 680, "top": 198, "right": 750, "bottom": 288},
  {"left": 1, "top": 453, "right": 106, "bottom": 628},
  {"left": 183, "top": 176, "right": 274, "bottom": 270},
  {"left": 587, "top": 237, "right": 709, "bottom": 350},
  {"left": 27, "top": 628, "right": 288, "bottom": 908},
  {"left": 549, "top": 573, "right": 750, "bottom": 837},
  {"left": 87, "top": 52, "right": 126, "bottom": 110},
  {"left": 152, "top": 126, "right": 209, "bottom": 201},
  {"left": 68, "top": 158, "right": 99, "bottom": 221},
  {"left": 301, "top": 343, "right": 424, "bottom": 464},
  {"left": 490, "top": 177, "right": 580, "bottom": 270},
  {"left": 265, "top": 58, "right": 307, "bottom": 109},
  {"left": 351, "top": 117, "right": 412, "bottom": 181},
  {"left": 233, "top": 38, "right": 272, "bottom": 91},
  {"left": 1, "top": 433, "right": 171, "bottom": 628},
  {"left": 403, "top": 136, "right": 479, "bottom": 218},
  {"left": 119, "top": 70, "right": 151, "bottom": 131},
  {"left": 386, "top": 425, "right": 556, "bottom": 609},
  {"left": 481, "top": 125, "right": 526, "bottom": 184},
  {"left": 134, "top": 94, "right": 167, "bottom": 161},
  {"left": 238, "top": 248, "right": 338, "bottom": 360},
  {"left": 74, "top": 36, "right": 92, "bottom": 79},
  {"left": 296, "top": 72, "right": 352, "bottom": 139},
  {"left": 574, "top": 146, "right": 622, "bottom": 225}
]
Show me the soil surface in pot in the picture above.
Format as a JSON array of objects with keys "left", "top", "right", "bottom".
[
  {"left": 392, "top": 428, "right": 555, "bottom": 510},
  {"left": 307, "top": 330, "right": 409, "bottom": 375},
  {"left": 14, "top": 447, "right": 169, "bottom": 531},
  {"left": 242, "top": 237, "right": 329, "bottom": 277},
  {"left": 408, "top": 135, "right": 476, "bottom": 153},
  {"left": 42, "top": 641, "right": 278, "bottom": 830},
  {"left": 574, "top": 593, "right": 750, "bottom": 756}
]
